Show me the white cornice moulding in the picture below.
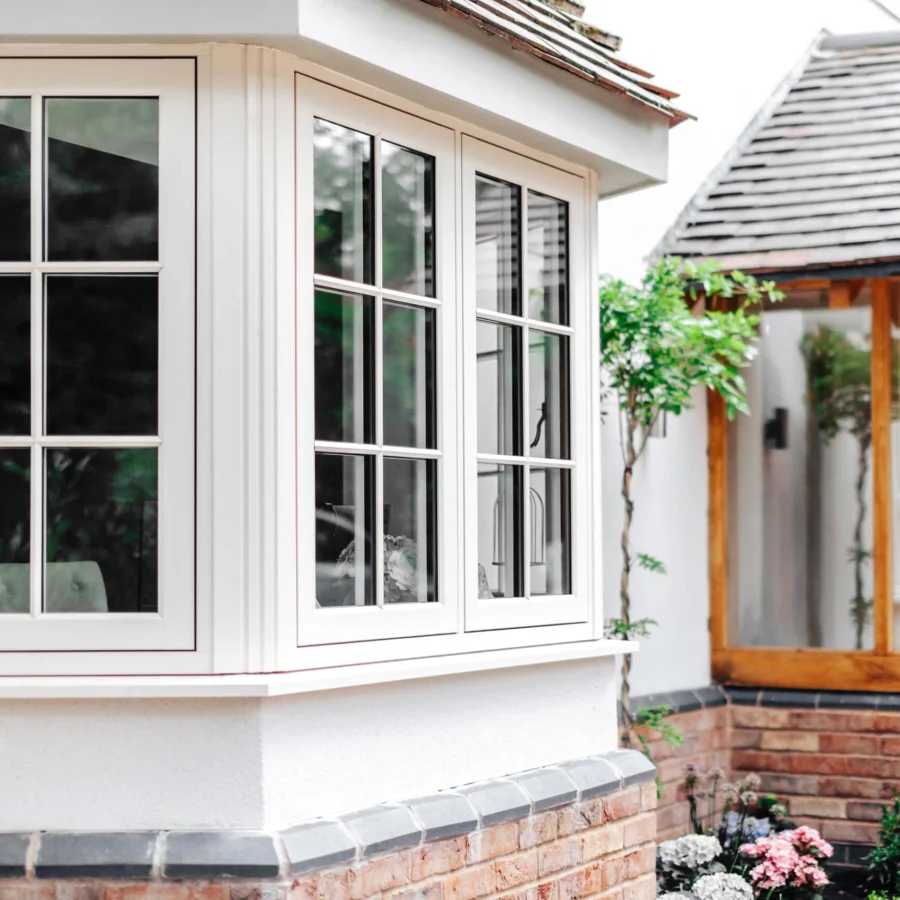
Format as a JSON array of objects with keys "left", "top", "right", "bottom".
[{"left": 0, "top": 639, "right": 635, "bottom": 699}]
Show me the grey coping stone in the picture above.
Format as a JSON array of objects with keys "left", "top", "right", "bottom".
[
  {"left": 695, "top": 686, "right": 728, "bottom": 709},
  {"left": 818, "top": 691, "right": 881, "bottom": 711},
  {"left": 0, "top": 834, "right": 31, "bottom": 878},
  {"left": 759, "top": 689, "right": 818, "bottom": 709},
  {"left": 878, "top": 693, "right": 900, "bottom": 710},
  {"left": 726, "top": 687, "right": 761, "bottom": 706},
  {"left": 628, "top": 692, "right": 674, "bottom": 715},
  {"left": 36, "top": 832, "right": 156, "bottom": 879},
  {"left": 559, "top": 756, "right": 621, "bottom": 800},
  {"left": 510, "top": 767, "right": 577, "bottom": 812},
  {"left": 458, "top": 780, "right": 531, "bottom": 827},
  {"left": 404, "top": 794, "right": 478, "bottom": 841},
  {"left": 667, "top": 689, "right": 703, "bottom": 713},
  {"left": 601, "top": 749, "right": 656, "bottom": 787},
  {"left": 164, "top": 831, "right": 280, "bottom": 879},
  {"left": 281, "top": 821, "right": 357, "bottom": 876},
  {"left": 340, "top": 805, "right": 423, "bottom": 858}
]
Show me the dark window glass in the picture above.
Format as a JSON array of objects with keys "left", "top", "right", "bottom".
[
  {"left": 383, "top": 302, "right": 436, "bottom": 449},
  {"left": 383, "top": 457, "right": 437, "bottom": 603},
  {"left": 314, "top": 290, "right": 374, "bottom": 443},
  {"left": 46, "top": 275, "right": 158, "bottom": 436},
  {"left": 477, "top": 463, "right": 523, "bottom": 598},
  {"left": 529, "top": 332, "right": 570, "bottom": 459},
  {"left": 477, "top": 320, "right": 522, "bottom": 456},
  {"left": 530, "top": 467, "right": 571, "bottom": 596},
  {"left": 382, "top": 142, "right": 435, "bottom": 297},
  {"left": 46, "top": 98, "right": 159, "bottom": 261},
  {"left": 0, "top": 449, "right": 30, "bottom": 613},
  {"left": 0, "top": 99, "right": 30, "bottom": 262},
  {"left": 475, "top": 175, "right": 520, "bottom": 316},
  {"left": 315, "top": 453, "right": 375, "bottom": 608},
  {"left": 314, "top": 119, "right": 374, "bottom": 283},
  {"left": 0, "top": 276, "right": 31, "bottom": 435},
  {"left": 527, "top": 191, "right": 568, "bottom": 324},
  {"left": 45, "top": 447, "right": 157, "bottom": 613}
]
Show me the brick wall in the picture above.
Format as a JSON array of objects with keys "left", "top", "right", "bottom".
[
  {"left": 0, "top": 756, "right": 660, "bottom": 900},
  {"left": 633, "top": 687, "right": 900, "bottom": 869}
]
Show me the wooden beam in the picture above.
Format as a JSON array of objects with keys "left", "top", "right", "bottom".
[
  {"left": 829, "top": 281, "right": 852, "bottom": 308},
  {"left": 872, "top": 278, "right": 893, "bottom": 656},
  {"left": 849, "top": 279, "right": 866, "bottom": 305},
  {"left": 708, "top": 389, "right": 728, "bottom": 652},
  {"left": 776, "top": 279, "right": 831, "bottom": 291}
]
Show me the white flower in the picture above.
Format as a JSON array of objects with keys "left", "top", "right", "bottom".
[
  {"left": 691, "top": 873, "right": 753, "bottom": 900},
  {"left": 658, "top": 835, "right": 722, "bottom": 869},
  {"left": 658, "top": 894, "right": 691, "bottom": 900}
]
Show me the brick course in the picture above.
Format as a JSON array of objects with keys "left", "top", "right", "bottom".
[{"left": 0, "top": 784, "right": 658, "bottom": 900}]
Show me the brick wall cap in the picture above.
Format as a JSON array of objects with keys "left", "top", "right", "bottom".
[
  {"left": 559, "top": 756, "right": 622, "bottom": 800},
  {"left": 163, "top": 831, "right": 280, "bottom": 879},
  {"left": 629, "top": 686, "right": 726, "bottom": 715},
  {"left": 281, "top": 820, "right": 357, "bottom": 875},
  {"left": 509, "top": 766, "right": 578, "bottom": 811},
  {"left": 603, "top": 749, "right": 656, "bottom": 787},
  {"left": 457, "top": 779, "right": 532, "bottom": 826},
  {"left": 341, "top": 805, "right": 423, "bottom": 858},
  {"left": 403, "top": 793, "right": 478, "bottom": 841},
  {"left": 36, "top": 832, "right": 156, "bottom": 880},
  {"left": 0, "top": 834, "right": 32, "bottom": 878}
]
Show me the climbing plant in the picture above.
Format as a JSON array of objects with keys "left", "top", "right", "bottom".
[{"left": 599, "top": 256, "right": 782, "bottom": 746}]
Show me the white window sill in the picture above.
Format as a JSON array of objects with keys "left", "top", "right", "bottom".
[{"left": 0, "top": 639, "right": 636, "bottom": 698}]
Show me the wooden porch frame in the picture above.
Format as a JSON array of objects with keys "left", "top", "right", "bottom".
[{"left": 709, "top": 276, "right": 896, "bottom": 691}]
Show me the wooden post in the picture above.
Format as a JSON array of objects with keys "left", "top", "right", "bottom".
[
  {"left": 708, "top": 389, "right": 728, "bottom": 651},
  {"left": 872, "top": 278, "right": 893, "bottom": 655}
]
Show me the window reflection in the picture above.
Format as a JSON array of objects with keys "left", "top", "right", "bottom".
[
  {"left": 0, "top": 98, "right": 30, "bottom": 262},
  {"left": 0, "top": 276, "right": 30, "bottom": 436},
  {"left": 45, "top": 448, "right": 158, "bottom": 613},
  {"left": 0, "top": 449, "right": 30, "bottom": 613},
  {"left": 475, "top": 175, "right": 520, "bottom": 316},
  {"left": 46, "top": 98, "right": 159, "bottom": 261},
  {"left": 527, "top": 191, "right": 568, "bottom": 324}
]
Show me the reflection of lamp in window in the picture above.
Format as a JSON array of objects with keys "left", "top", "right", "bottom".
[
  {"left": 764, "top": 407, "right": 789, "bottom": 450},
  {"left": 493, "top": 486, "right": 546, "bottom": 567}
]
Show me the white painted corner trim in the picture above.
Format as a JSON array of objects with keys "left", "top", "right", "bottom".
[{"left": 0, "top": 639, "right": 636, "bottom": 698}]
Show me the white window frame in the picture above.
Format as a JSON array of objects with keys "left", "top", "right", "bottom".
[
  {"left": 462, "top": 136, "right": 590, "bottom": 632},
  {"left": 294, "top": 75, "right": 460, "bottom": 646},
  {"left": 0, "top": 57, "right": 196, "bottom": 652}
]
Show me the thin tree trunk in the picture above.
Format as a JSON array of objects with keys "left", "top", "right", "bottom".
[
  {"left": 620, "top": 391, "right": 637, "bottom": 745},
  {"left": 852, "top": 436, "right": 871, "bottom": 650}
]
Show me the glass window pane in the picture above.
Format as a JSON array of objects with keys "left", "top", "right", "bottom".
[
  {"left": 0, "top": 276, "right": 30, "bottom": 436},
  {"left": 46, "top": 98, "right": 159, "bottom": 261},
  {"left": 476, "top": 175, "right": 520, "bottom": 316},
  {"left": 729, "top": 303, "right": 873, "bottom": 650},
  {"left": 0, "top": 449, "right": 30, "bottom": 613},
  {"left": 315, "top": 453, "right": 375, "bottom": 607},
  {"left": 0, "top": 98, "right": 30, "bottom": 262},
  {"left": 529, "top": 332, "right": 569, "bottom": 459},
  {"left": 314, "top": 290, "right": 374, "bottom": 444},
  {"left": 46, "top": 448, "right": 157, "bottom": 613},
  {"left": 382, "top": 142, "right": 435, "bottom": 297},
  {"left": 530, "top": 467, "right": 571, "bottom": 596},
  {"left": 383, "top": 457, "right": 437, "bottom": 603},
  {"left": 314, "top": 119, "right": 374, "bottom": 283},
  {"left": 477, "top": 463, "right": 523, "bottom": 598},
  {"left": 46, "top": 275, "right": 158, "bottom": 436},
  {"left": 477, "top": 321, "right": 521, "bottom": 456},
  {"left": 527, "top": 191, "right": 568, "bottom": 324},
  {"left": 383, "top": 302, "right": 436, "bottom": 449}
]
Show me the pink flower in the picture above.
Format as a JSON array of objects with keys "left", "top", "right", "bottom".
[
  {"left": 790, "top": 826, "right": 834, "bottom": 859},
  {"left": 740, "top": 830, "right": 830, "bottom": 896}
]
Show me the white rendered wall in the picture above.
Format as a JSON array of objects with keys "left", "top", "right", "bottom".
[{"left": 0, "top": 660, "right": 616, "bottom": 831}]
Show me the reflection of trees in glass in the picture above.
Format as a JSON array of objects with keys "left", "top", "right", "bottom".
[
  {"left": 801, "top": 325, "right": 875, "bottom": 649},
  {"left": 46, "top": 448, "right": 158, "bottom": 612},
  {"left": 0, "top": 451, "right": 29, "bottom": 565}
]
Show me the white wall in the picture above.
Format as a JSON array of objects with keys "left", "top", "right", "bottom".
[
  {"left": 591, "top": 0, "right": 899, "bottom": 696},
  {"left": 0, "top": 659, "right": 617, "bottom": 830}
]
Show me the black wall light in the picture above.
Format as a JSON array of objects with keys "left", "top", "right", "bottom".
[{"left": 764, "top": 407, "right": 789, "bottom": 449}]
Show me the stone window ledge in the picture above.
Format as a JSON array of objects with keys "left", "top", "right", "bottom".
[{"left": 0, "top": 750, "right": 655, "bottom": 880}]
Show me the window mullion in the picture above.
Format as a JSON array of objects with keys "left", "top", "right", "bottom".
[
  {"left": 29, "top": 93, "right": 43, "bottom": 620},
  {"left": 520, "top": 186, "right": 531, "bottom": 602},
  {"left": 374, "top": 134, "right": 385, "bottom": 609}
]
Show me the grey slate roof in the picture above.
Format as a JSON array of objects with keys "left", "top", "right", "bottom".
[
  {"left": 656, "top": 31, "right": 900, "bottom": 276},
  {"left": 418, "top": 0, "right": 690, "bottom": 126}
]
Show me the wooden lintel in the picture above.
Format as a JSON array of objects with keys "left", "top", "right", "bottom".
[
  {"left": 777, "top": 278, "right": 831, "bottom": 291},
  {"left": 829, "top": 281, "right": 852, "bottom": 308}
]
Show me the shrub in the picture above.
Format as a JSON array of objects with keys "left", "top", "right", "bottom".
[{"left": 868, "top": 795, "right": 900, "bottom": 897}]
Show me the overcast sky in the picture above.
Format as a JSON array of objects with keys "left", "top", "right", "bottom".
[{"left": 581, "top": 0, "right": 900, "bottom": 283}]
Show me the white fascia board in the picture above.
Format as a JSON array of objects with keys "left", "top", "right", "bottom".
[{"left": 0, "top": 640, "right": 636, "bottom": 699}]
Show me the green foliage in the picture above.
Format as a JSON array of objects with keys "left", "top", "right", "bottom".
[
  {"left": 636, "top": 553, "right": 666, "bottom": 574},
  {"left": 599, "top": 256, "right": 784, "bottom": 427},
  {"left": 867, "top": 794, "right": 900, "bottom": 896},
  {"left": 604, "top": 616, "right": 657, "bottom": 640},
  {"left": 634, "top": 705, "right": 683, "bottom": 797}
]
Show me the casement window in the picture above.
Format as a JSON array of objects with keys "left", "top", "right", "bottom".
[
  {"left": 294, "top": 85, "right": 593, "bottom": 648},
  {"left": 709, "top": 278, "right": 900, "bottom": 691},
  {"left": 0, "top": 59, "right": 195, "bottom": 652}
]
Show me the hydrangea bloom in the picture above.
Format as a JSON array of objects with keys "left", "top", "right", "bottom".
[
  {"left": 692, "top": 873, "right": 753, "bottom": 900},
  {"left": 658, "top": 835, "right": 723, "bottom": 869},
  {"left": 724, "top": 812, "right": 771, "bottom": 842},
  {"left": 740, "top": 827, "right": 832, "bottom": 893}
]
